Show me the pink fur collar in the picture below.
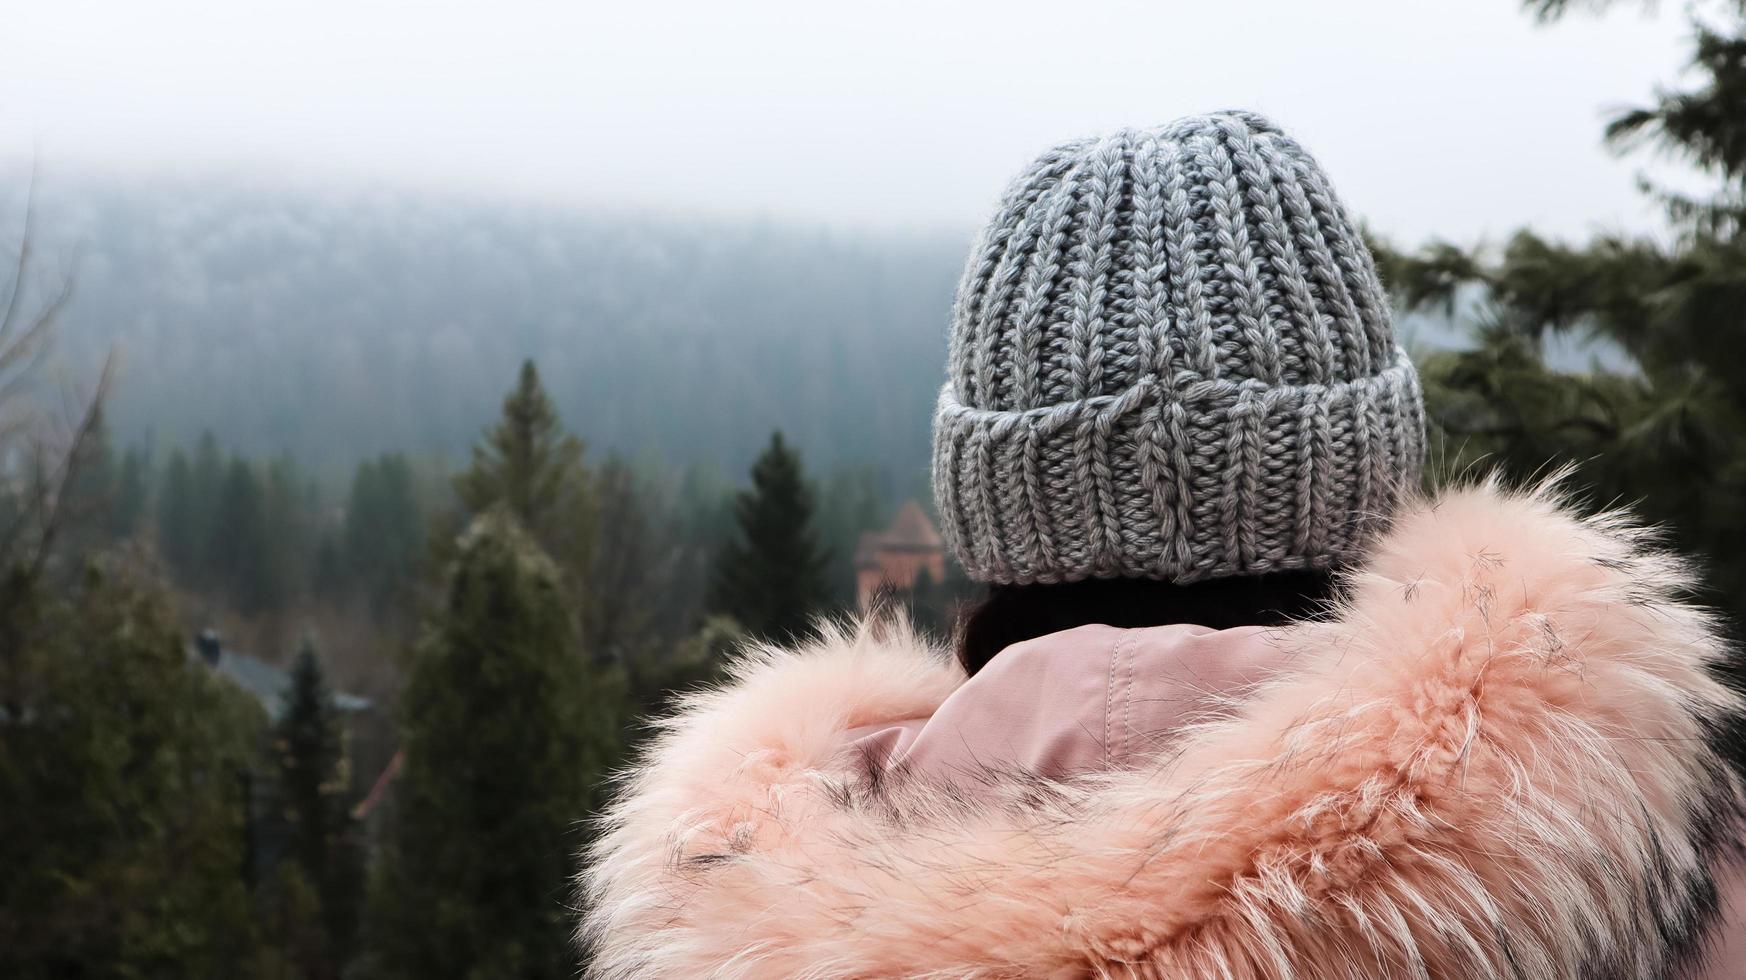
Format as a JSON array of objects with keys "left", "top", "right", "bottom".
[{"left": 582, "top": 481, "right": 1746, "bottom": 979}]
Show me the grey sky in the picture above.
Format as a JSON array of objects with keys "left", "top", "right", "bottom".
[{"left": 2, "top": 0, "right": 1700, "bottom": 244}]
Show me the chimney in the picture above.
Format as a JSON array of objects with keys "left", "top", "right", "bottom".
[{"left": 196, "top": 628, "right": 223, "bottom": 667}]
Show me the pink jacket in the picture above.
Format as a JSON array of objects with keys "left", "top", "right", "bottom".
[{"left": 582, "top": 481, "right": 1746, "bottom": 978}]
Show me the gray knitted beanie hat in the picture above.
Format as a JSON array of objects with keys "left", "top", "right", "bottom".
[{"left": 932, "top": 110, "right": 1424, "bottom": 585}]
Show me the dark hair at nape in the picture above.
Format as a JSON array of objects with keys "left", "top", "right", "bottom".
[{"left": 955, "top": 569, "right": 1341, "bottom": 677}]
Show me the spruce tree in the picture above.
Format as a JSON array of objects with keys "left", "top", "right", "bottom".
[
  {"left": 344, "top": 454, "right": 423, "bottom": 608},
  {"left": 310, "top": 533, "right": 347, "bottom": 603},
  {"left": 157, "top": 447, "right": 199, "bottom": 579},
  {"left": 189, "top": 432, "right": 225, "bottom": 579},
  {"left": 110, "top": 448, "right": 150, "bottom": 540},
  {"left": 455, "top": 360, "right": 588, "bottom": 537},
  {"left": 1376, "top": 0, "right": 1746, "bottom": 635},
  {"left": 338, "top": 457, "right": 383, "bottom": 597},
  {"left": 710, "top": 431, "right": 831, "bottom": 641},
  {"left": 209, "top": 457, "right": 279, "bottom": 614},
  {"left": 0, "top": 564, "right": 265, "bottom": 979},
  {"left": 262, "top": 456, "right": 309, "bottom": 612},
  {"left": 367, "top": 511, "right": 623, "bottom": 980},
  {"left": 269, "top": 637, "right": 361, "bottom": 980},
  {"left": 584, "top": 456, "right": 661, "bottom": 662}
]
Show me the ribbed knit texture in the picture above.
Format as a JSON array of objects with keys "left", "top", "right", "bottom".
[{"left": 933, "top": 111, "right": 1425, "bottom": 585}]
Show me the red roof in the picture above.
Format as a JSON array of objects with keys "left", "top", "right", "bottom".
[
  {"left": 352, "top": 748, "right": 403, "bottom": 820},
  {"left": 878, "top": 501, "right": 942, "bottom": 552}
]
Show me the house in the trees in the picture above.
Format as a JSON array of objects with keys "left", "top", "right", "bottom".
[
  {"left": 853, "top": 500, "right": 946, "bottom": 613},
  {"left": 191, "top": 629, "right": 373, "bottom": 721},
  {"left": 190, "top": 628, "right": 388, "bottom": 876}
]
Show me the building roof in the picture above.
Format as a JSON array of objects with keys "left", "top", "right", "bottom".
[
  {"left": 852, "top": 530, "right": 881, "bottom": 568},
  {"left": 883, "top": 501, "right": 943, "bottom": 551},
  {"left": 193, "top": 636, "right": 373, "bottom": 722},
  {"left": 852, "top": 500, "right": 948, "bottom": 612},
  {"left": 855, "top": 501, "right": 945, "bottom": 570}
]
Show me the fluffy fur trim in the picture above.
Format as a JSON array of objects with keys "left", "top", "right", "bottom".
[{"left": 580, "top": 479, "right": 1746, "bottom": 979}]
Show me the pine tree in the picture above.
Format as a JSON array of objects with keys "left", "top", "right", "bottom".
[
  {"left": 584, "top": 454, "right": 710, "bottom": 667},
  {"left": 110, "top": 448, "right": 150, "bottom": 540},
  {"left": 1373, "top": 0, "right": 1746, "bottom": 635},
  {"left": 190, "top": 432, "right": 225, "bottom": 579},
  {"left": 455, "top": 360, "right": 588, "bottom": 538},
  {"left": 375, "top": 455, "right": 422, "bottom": 584},
  {"left": 367, "top": 511, "right": 624, "bottom": 980},
  {"left": 709, "top": 431, "right": 831, "bottom": 641},
  {"left": 338, "top": 457, "right": 383, "bottom": 597},
  {"left": 210, "top": 457, "right": 279, "bottom": 614},
  {"left": 157, "top": 447, "right": 199, "bottom": 579},
  {"left": 310, "top": 533, "right": 347, "bottom": 603},
  {"left": 343, "top": 454, "right": 423, "bottom": 609},
  {"left": 0, "top": 563, "right": 266, "bottom": 978},
  {"left": 262, "top": 456, "right": 309, "bottom": 612},
  {"left": 268, "top": 637, "right": 361, "bottom": 980}
]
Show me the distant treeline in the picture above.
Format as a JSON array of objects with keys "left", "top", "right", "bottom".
[
  {"left": 54, "top": 395, "right": 920, "bottom": 684},
  {"left": 3, "top": 174, "right": 963, "bottom": 489},
  {"left": 5, "top": 355, "right": 956, "bottom": 980}
]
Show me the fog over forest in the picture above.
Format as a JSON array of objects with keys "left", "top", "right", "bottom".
[
  {"left": 14, "top": 172, "right": 1546, "bottom": 493},
  {"left": 13, "top": 173, "right": 960, "bottom": 487}
]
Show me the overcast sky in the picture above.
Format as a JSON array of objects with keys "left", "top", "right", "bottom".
[{"left": 1, "top": 0, "right": 1703, "bottom": 244}]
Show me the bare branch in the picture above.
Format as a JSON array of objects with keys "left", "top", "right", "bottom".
[
  {"left": 0, "top": 167, "right": 97, "bottom": 573},
  {"left": 26, "top": 353, "right": 114, "bottom": 576},
  {"left": 0, "top": 352, "right": 114, "bottom": 575},
  {"left": 0, "top": 272, "right": 70, "bottom": 384},
  {"left": 1523, "top": 0, "right": 1670, "bottom": 24},
  {"left": 0, "top": 159, "right": 40, "bottom": 348}
]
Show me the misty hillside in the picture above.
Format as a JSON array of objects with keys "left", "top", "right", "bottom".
[
  {"left": 18, "top": 174, "right": 966, "bottom": 485},
  {"left": 12, "top": 174, "right": 1586, "bottom": 491}
]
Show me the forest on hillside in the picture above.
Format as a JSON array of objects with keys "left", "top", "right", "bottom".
[
  {"left": 6, "top": 163, "right": 1549, "bottom": 498},
  {"left": 7, "top": 0, "right": 1746, "bottom": 977},
  {"left": 7, "top": 175, "right": 965, "bottom": 488}
]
